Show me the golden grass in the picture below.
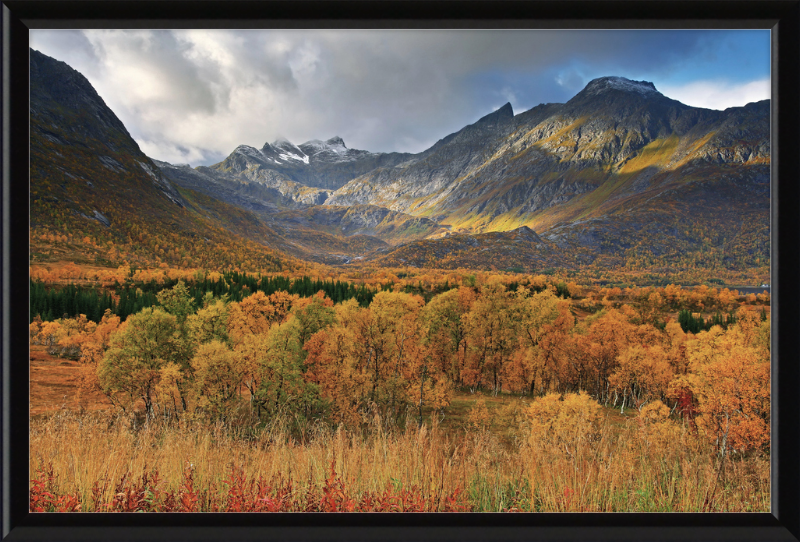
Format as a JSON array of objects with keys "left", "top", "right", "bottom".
[
  {"left": 30, "top": 409, "right": 472, "bottom": 510},
  {"left": 30, "top": 401, "right": 769, "bottom": 513},
  {"left": 521, "top": 418, "right": 769, "bottom": 512}
]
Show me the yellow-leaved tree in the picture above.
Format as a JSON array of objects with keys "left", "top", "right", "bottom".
[
  {"left": 679, "top": 307, "right": 770, "bottom": 457},
  {"left": 98, "top": 307, "right": 182, "bottom": 417},
  {"left": 609, "top": 344, "right": 673, "bottom": 410},
  {"left": 190, "top": 340, "right": 241, "bottom": 421}
]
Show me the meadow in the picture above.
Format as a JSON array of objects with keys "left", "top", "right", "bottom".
[{"left": 29, "top": 393, "right": 769, "bottom": 513}]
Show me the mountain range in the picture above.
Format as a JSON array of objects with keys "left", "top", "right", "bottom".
[{"left": 29, "top": 48, "right": 770, "bottom": 282}]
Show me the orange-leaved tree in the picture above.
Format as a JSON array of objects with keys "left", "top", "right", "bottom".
[{"left": 501, "top": 288, "right": 561, "bottom": 395}]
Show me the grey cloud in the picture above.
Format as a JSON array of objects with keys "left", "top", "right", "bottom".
[
  {"left": 29, "top": 29, "right": 764, "bottom": 166},
  {"left": 238, "top": 30, "right": 714, "bottom": 152},
  {"left": 90, "top": 30, "right": 219, "bottom": 114},
  {"left": 228, "top": 32, "right": 299, "bottom": 92}
]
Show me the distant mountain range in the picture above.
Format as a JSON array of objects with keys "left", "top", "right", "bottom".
[
  {"left": 30, "top": 48, "right": 770, "bottom": 279},
  {"left": 218, "top": 136, "right": 412, "bottom": 193}
]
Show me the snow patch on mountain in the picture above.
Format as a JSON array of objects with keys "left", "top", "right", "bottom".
[
  {"left": 279, "top": 152, "right": 310, "bottom": 164},
  {"left": 272, "top": 138, "right": 306, "bottom": 154},
  {"left": 265, "top": 138, "right": 310, "bottom": 164}
]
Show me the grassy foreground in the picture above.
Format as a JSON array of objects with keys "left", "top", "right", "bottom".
[{"left": 29, "top": 402, "right": 768, "bottom": 513}]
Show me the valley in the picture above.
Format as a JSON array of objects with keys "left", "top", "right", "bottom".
[{"left": 26, "top": 47, "right": 772, "bottom": 514}]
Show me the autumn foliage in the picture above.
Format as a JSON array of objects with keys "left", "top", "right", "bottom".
[{"left": 30, "top": 271, "right": 770, "bottom": 512}]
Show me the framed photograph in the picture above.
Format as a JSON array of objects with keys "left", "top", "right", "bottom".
[{"left": 3, "top": 1, "right": 799, "bottom": 541}]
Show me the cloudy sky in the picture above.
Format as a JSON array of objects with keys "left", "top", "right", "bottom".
[{"left": 30, "top": 29, "right": 770, "bottom": 166}]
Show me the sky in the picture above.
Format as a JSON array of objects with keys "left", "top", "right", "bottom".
[{"left": 30, "top": 29, "right": 771, "bottom": 167}]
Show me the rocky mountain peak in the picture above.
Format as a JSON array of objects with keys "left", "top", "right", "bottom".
[
  {"left": 581, "top": 76, "right": 660, "bottom": 97},
  {"left": 325, "top": 136, "right": 346, "bottom": 148},
  {"left": 235, "top": 144, "right": 264, "bottom": 158},
  {"left": 298, "top": 136, "right": 358, "bottom": 161},
  {"left": 260, "top": 138, "right": 309, "bottom": 165},
  {"left": 476, "top": 102, "right": 514, "bottom": 125},
  {"left": 270, "top": 138, "right": 304, "bottom": 152}
]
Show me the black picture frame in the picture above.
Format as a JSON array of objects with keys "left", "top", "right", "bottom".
[{"left": 3, "top": 1, "right": 799, "bottom": 541}]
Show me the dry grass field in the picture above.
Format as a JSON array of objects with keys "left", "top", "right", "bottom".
[{"left": 29, "top": 360, "right": 768, "bottom": 513}]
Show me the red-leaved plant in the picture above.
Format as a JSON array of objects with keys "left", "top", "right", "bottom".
[{"left": 31, "top": 460, "right": 473, "bottom": 513}]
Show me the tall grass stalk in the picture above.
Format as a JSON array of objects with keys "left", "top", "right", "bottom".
[{"left": 29, "top": 409, "right": 768, "bottom": 512}]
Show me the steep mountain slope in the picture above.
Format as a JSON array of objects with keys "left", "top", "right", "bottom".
[
  {"left": 39, "top": 48, "right": 766, "bottom": 281},
  {"left": 323, "top": 77, "right": 769, "bottom": 277},
  {"left": 29, "top": 48, "right": 302, "bottom": 273},
  {"left": 324, "top": 102, "right": 521, "bottom": 216},
  {"left": 272, "top": 204, "right": 448, "bottom": 245},
  {"left": 156, "top": 159, "right": 446, "bottom": 248},
  {"left": 327, "top": 77, "right": 768, "bottom": 231},
  {"left": 152, "top": 159, "right": 293, "bottom": 215}
]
